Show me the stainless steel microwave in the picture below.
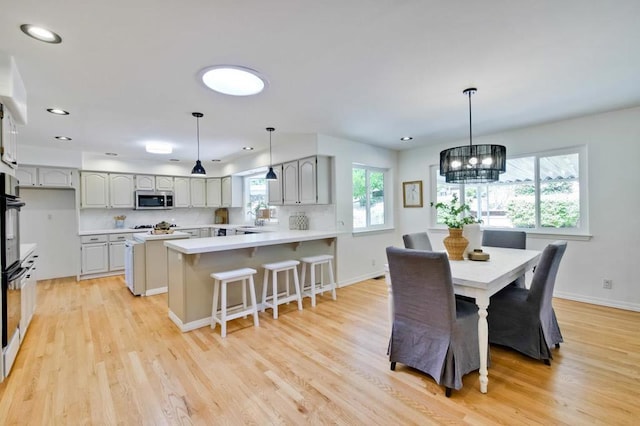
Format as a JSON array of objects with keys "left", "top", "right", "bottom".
[{"left": 135, "top": 190, "right": 174, "bottom": 210}]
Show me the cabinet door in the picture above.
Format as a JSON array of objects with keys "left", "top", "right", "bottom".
[
  {"left": 221, "top": 177, "right": 232, "bottom": 207},
  {"left": 199, "top": 228, "right": 211, "bottom": 238},
  {"left": 156, "top": 176, "right": 174, "bottom": 191},
  {"left": 1, "top": 106, "right": 18, "bottom": 168},
  {"left": 174, "top": 177, "right": 190, "bottom": 207},
  {"left": 109, "top": 242, "right": 126, "bottom": 271},
  {"left": 38, "top": 167, "right": 74, "bottom": 187},
  {"left": 81, "top": 242, "right": 109, "bottom": 274},
  {"left": 81, "top": 172, "right": 109, "bottom": 208},
  {"left": 267, "top": 165, "right": 283, "bottom": 205},
  {"left": 16, "top": 167, "right": 37, "bottom": 186},
  {"left": 282, "top": 161, "right": 299, "bottom": 205},
  {"left": 135, "top": 175, "right": 155, "bottom": 190},
  {"left": 182, "top": 229, "right": 200, "bottom": 238},
  {"left": 206, "top": 178, "right": 222, "bottom": 207},
  {"left": 190, "top": 178, "right": 206, "bottom": 207},
  {"left": 109, "top": 174, "right": 135, "bottom": 208},
  {"left": 298, "top": 156, "right": 317, "bottom": 204}
]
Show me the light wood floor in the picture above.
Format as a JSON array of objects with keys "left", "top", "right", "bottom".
[{"left": 0, "top": 276, "right": 638, "bottom": 425}]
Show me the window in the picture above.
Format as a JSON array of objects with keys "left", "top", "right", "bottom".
[
  {"left": 244, "top": 174, "right": 276, "bottom": 224},
  {"left": 431, "top": 147, "right": 586, "bottom": 234},
  {"left": 353, "top": 165, "right": 387, "bottom": 230}
]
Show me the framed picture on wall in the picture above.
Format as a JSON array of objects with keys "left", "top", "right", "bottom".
[{"left": 402, "top": 180, "right": 423, "bottom": 207}]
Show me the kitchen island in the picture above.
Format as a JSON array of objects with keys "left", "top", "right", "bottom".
[{"left": 164, "top": 230, "right": 338, "bottom": 331}]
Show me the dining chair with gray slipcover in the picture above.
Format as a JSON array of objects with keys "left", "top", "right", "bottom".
[
  {"left": 402, "top": 232, "right": 433, "bottom": 251},
  {"left": 482, "top": 229, "right": 527, "bottom": 288},
  {"left": 487, "top": 240, "right": 567, "bottom": 364},
  {"left": 385, "top": 246, "right": 482, "bottom": 396}
]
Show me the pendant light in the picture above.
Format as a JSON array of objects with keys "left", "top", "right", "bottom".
[
  {"left": 439, "top": 88, "right": 506, "bottom": 183},
  {"left": 265, "top": 127, "right": 277, "bottom": 180},
  {"left": 190, "top": 112, "right": 206, "bottom": 176}
]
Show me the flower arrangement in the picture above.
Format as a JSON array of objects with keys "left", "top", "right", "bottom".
[{"left": 430, "top": 194, "right": 479, "bottom": 229}]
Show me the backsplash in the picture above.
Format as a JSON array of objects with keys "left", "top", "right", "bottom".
[
  {"left": 228, "top": 204, "right": 336, "bottom": 231},
  {"left": 79, "top": 208, "right": 221, "bottom": 231}
]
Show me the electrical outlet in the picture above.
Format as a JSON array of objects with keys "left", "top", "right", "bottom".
[
  {"left": 372, "top": 259, "right": 376, "bottom": 267},
  {"left": 603, "top": 279, "right": 613, "bottom": 289}
]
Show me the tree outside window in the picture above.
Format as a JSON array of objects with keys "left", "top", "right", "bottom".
[{"left": 353, "top": 166, "right": 386, "bottom": 229}]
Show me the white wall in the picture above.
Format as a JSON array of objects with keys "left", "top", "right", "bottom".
[
  {"left": 318, "top": 134, "right": 398, "bottom": 285},
  {"left": 398, "top": 106, "right": 640, "bottom": 311}
]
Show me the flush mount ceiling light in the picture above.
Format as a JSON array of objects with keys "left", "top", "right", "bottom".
[
  {"left": 400, "top": 136, "right": 413, "bottom": 141},
  {"left": 190, "top": 112, "right": 206, "bottom": 176},
  {"left": 54, "top": 136, "right": 72, "bottom": 141},
  {"left": 47, "top": 108, "right": 69, "bottom": 115},
  {"left": 20, "top": 24, "right": 62, "bottom": 43},
  {"left": 439, "top": 88, "right": 506, "bottom": 184},
  {"left": 200, "top": 65, "right": 268, "bottom": 96},
  {"left": 243, "top": 146, "right": 254, "bottom": 151},
  {"left": 265, "top": 127, "right": 277, "bottom": 181},
  {"left": 105, "top": 152, "right": 118, "bottom": 156},
  {"left": 145, "top": 141, "right": 172, "bottom": 154}
]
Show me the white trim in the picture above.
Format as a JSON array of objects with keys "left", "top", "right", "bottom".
[
  {"left": 554, "top": 292, "right": 640, "bottom": 312},
  {"left": 428, "top": 228, "right": 592, "bottom": 242},
  {"left": 145, "top": 286, "right": 168, "bottom": 296},
  {"left": 337, "top": 272, "right": 385, "bottom": 287},
  {"left": 168, "top": 310, "right": 213, "bottom": 332}
]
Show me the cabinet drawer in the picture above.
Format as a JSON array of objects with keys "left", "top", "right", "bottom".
[
  {"left": 81, "top": 234, "right": 108, "bottom": 243},
  {"left": 109, "top": 233, "right": 132, "bottom": 242}
]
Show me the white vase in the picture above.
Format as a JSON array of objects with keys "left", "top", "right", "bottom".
[{"left": 462, "top": 223, "right": 482, "bottom": 258}]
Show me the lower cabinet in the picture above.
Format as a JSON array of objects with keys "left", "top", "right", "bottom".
[
  {"left": 80, "top": 233, "right": 131, "bottom": 277},
  {"left": 20, "top": 250, "right": 38, "bottom": 341}
]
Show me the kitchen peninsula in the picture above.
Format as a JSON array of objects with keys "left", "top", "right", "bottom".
[{"left": 164, "top": 230, "right": 338, "bottom": 331}]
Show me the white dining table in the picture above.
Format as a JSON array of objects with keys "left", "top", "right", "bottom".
[{"left": 384, "top": 246, "right": 541, "bottom": 393}]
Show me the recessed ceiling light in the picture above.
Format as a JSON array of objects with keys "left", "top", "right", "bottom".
[
  {"left": 200, "top": 65, "right": 268, "bottom": 96},
  {"left": 169, "top": 158, "right": 180, "bottom": 162},
  {"left": 105, "top": 152, "right": 118, "bottom": 156},
  {"left": 145, "top": 142, "right": 172, "bottom": 154},
  {"left": 47, "top": 108, "right": 69, "bottom": 115},
  {"left": 20, "top": 24, "right": 62, "bottom": 44},
  {"left": 54, "top": 136, "right": 72, "bottom": 141},
  {"left": 242, "top": 146, "right": 254, "bottom": 151},
  {"left": 211, "top": 159, "right": 221, "bottom": 162},
  {"left": 400, "top": 136, "right": 413, "bottom": 141}
]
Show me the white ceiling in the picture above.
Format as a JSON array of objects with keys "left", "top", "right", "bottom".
[{"left": 1, "top": 0, "right": 639, "bottom": 164}]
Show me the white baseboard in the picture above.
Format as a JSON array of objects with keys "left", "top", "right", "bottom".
[
  {"left": 145, "top": 286, "right": 168, "bottom": 296},
  {"left": 338, "top": 270, "right": 386, "bottom": 288},
  {"left": 168, "top": 310, "right": 212, "bottom": 332},
  {"left": 554, "top": 291, "right": 640, "bottom": 312}
]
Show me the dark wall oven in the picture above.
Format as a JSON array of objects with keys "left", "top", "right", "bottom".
[{"left": 1, "top": 173, "right": 24, "bottom": 348}]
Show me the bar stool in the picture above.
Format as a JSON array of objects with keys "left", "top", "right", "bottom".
[
  {"left": 261, "top": 260, "right": 303, "bottom": 319},
  {"left": 210, "top": 267, "right": 259, "bottom": 338},
  {"left": 300, "top": 254, "right": 336, "bottom": 307}
]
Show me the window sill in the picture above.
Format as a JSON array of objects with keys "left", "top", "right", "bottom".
[
  {"left": 352, "top": 226, "right": 395, "bottom": 236},
  {"left": 428, "top": 227, "right": 592, "bottom": 241}
]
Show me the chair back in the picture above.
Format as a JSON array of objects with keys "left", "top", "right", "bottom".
[
  {"left": 402, "top": 232, "right": 433, "bottom": 251},
  {"left": 527, "top": 241, "right": 567, "bottom": 310},
  {"left": 482, "top": 230, "right": 526, "bottom": 249},
  {"left": 385, "top": 246, "right": 456, "bottom": 331}
]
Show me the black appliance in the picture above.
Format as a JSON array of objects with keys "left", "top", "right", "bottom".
[{"left": 1, "top": 173, "right": 24, "bottom": 348}]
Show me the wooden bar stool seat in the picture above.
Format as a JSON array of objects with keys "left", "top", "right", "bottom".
[
  {"left": 300, "top": 254, "right": 336, "bottom": 307},
  {"left": 210, "top": 267, "right": 259, "bottom": 337},
  {"left": 261, "top": 260, "right": 302, "bottom": 319}
]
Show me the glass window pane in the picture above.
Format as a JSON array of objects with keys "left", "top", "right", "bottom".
[
  {"left": 540, "top": 153, "right": 580, "bottom": 228},
  {"left": 370, "top": 171, "right": 384, "bottom": 226},
  {"left": 352, "top": 168, "right": 366, "bottom": 228},
  {"left": 435, "top": 172, "right": 461, "bottom": 226}
]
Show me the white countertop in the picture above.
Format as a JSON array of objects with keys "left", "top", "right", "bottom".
[
  {"left": 78, "top": 223, "right": 275, "bottom": 236},
  {"left": 164, "top": 230, "right": 338, "bottom": 254},
  {"left": 20, "top": 243, "right": 37, "bottom": 260},
  {"left": 133, "top": 231, "right": 191, "bottom": 242}
]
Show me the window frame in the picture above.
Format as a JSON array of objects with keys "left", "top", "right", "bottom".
[
  {"left": 352, "top": 164, "right": 391, "bottom": 232},
  {"left": 430, "top": 145, "right": 589, "bottom": 236}
]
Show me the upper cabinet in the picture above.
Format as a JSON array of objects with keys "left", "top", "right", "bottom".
[
  {"left": 280, "top": 156, "right": 331, "bottom": 205},
  {"left": 80, "top": 172, "right": 134, "bottom": 208},
  {"left": 190, "top": 178, "right": 206, "bottom": 207},
  {"left": 206, "top": 178, "right": 222, "bottom": 207},
  {"left": 0, "top": 104, "right": 18, "bottom": 168},
  {"left": 173, "top": 177, "right": 190, "bottom": 207},
  {"left": 267, "top": 165, "right": 283, "bottom": 205},
  {"left": 17, "top": 166, "right": 75, "bottom": 188},
  {"left": 221, "top": 176, "right": 242, "bottom": 207},
  {"left": 135, "top": 175, "right": 155, "bottom": 190},
  {"left": 156, "top": 176, "right": 174, "bottom": 191}
]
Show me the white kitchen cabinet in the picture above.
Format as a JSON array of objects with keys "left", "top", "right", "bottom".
[
  {"left": 181, "top": 228, "right": 200, "bottom": 238},
  {"left": 281, "top": 156, "right": 331, "bottom": 205},
  {"left": 81, "top": 236, "right": 109, "bottom": 275},
  {"left": 190, "top": 178, "right": 207, "bottom": 207},
  {"left": 16, "top": 166, "right": 37, "bottom": 186},
  {"left": 267, "top": 165, "right": 283, "bottom": 205},
  {"left": 81, "top": 172, "right": 110, "bottom": 208},
  {"left": 20, "top": 250, "right": 38, "bottom": 340},
  {"left": 17, "top": 166, "right": 75, "bottom": 187},
  {"left": 108, "top": 233, "right": 131, "bottom": 271},
  {"left": 109, "top": 174, "right": 135, "bottom": 208},
  {"left": 1, "top": 104, "right": 18, "bottom": 168},
  {"left": 221, "top": 176, "right": 242, "bottom": 207},
  {"left": 135, "top": 174, "right": 155, "bottom": 190},
  {"left": 155, "top": 176, "right": 174, "bottom": 191},
  {"left": 199, "top": 228, "right": 211, "bottom": 238},
  {"left": 206, "top": 178, "right": 222, "bottom": 207},
  {"left": 174, "top": 177, "right": 190, "bottom": 207}
]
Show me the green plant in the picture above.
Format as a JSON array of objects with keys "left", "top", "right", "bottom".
[{"left": 431, "top": 194, "right": 480, "bottom": 229}]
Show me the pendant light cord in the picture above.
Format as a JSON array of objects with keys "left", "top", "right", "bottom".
[
  {"left": 196, "top": 115, "right": 200, "bottom": 160},
  {"left": 468, "top": 89, "right": 473, "bottom": 147},
  {"left": 269, "top": 130, "right": 272, "bottom": 166}
]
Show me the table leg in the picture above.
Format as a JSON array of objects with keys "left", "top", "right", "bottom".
[{"left": 476, "top": 294, "right": 490, "bottom": 393}]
